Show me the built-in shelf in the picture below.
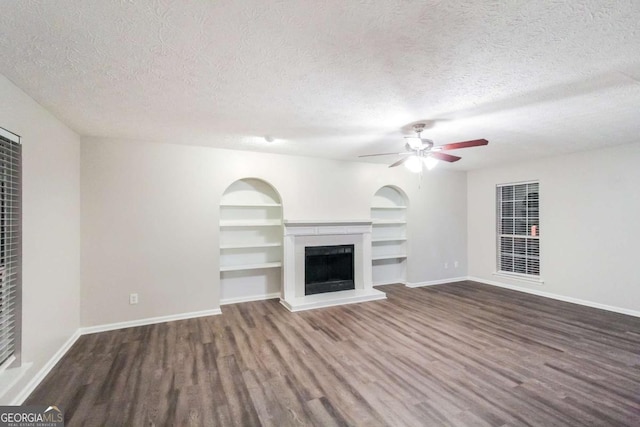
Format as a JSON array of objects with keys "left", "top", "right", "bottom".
[
  {"left": 371, "top": 206, "right": 407, "bottom": 210},
  {"left": 372, "top": 254, "right": 407, "bottom": 261},
  {"left": 220, "top": 242, "right": 282, "bottom": 250},
  {"left": 372, "top": 220, "right": 406, "bottom": 225},
  {"left": 219, "top": 178, "right": 283, "bottom": 302},
  {"left": 371, "top": 186, "right": 408, "bottom": 286},
  {"left": 372, "top": 237, "right": 407, "bottom": 243},
  {"left": 220, "top": 262, "right": 282, "bottom": 272},
  {"left": 221, "top": 203, "right": 282, "bottom": 207},
  {"left": 220, "top": 220, "right": 282, "bottom": 227}
]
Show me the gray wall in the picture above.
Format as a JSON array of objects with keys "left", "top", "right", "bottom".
[
  {"left": 81, "top": 137, "right": 469, "bottom": 326},
  {"left": 0, "top": 75, "right": 81, "bottom": 404},
  {"left": 467, "top": 142, "right": 640, "bottom": 313}
]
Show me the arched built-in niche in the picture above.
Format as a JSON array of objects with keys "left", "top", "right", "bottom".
[
  {"left": 219, "top": 178, "right": 283, "bottom": 304},
  {"left": 371, "top": 186, "right": 408, "bottom": 285}
]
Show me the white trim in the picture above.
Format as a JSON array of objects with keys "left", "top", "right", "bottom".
[
  {"left": 219, "top": 220, "right": 281, "bottom": 227},
  {"left": 282, "top": 221, "right": 373, "bottom": 309},
  {"left": 372, "top": 237, "right": 407, "bottom": 242},
  {"left": 468, "top": 276, "right": 640, "bottom": 318},
  {"left": 496, "top": 179, "right": 538, "bottom": 187},
  {"left": 373, "top": 281, "right": 408, "bottom": 287},
  {"left": 1, "top": 362, "right": 32, "bottom": 404},
  {"left": 220, "top": 203, "right": 281, "bottom": 207},
  {"left": 370, "top": 206, "right": 407, "bottom": 210},
  {"left": 0, "top": 127, "right": 21, "bottom": 143},
  {"left": 279, "top": 288, "right": 386, "bottom": 312},
  {"left": 220, "top": 293, "right": 280, "bottom": 306},
  {"left": 0, "top": 355, "right": 16, "bottom": 375},
  {"left": 372, "top": 254, "right": 407, "bottom": 261},
  {"left": 405, "top": 277, "right": 468, "bottom": 288},
  {"left": 372, "top": 220, "right": 406, "bottom": 225},
  {"left": 493, "top": 271, "right": 544, "bottom": 284},
  {"left": 283, "top": 219, "right": 372, "bottom": 226},
  {"left": 8, "top": 330, "right": 80, "bottom": 405},
  {"left": 220, "top": 262, "right": 281, "bottom": 272},
  {"left": 80, "top": 308, "right": 222, "bottom": 335},
  {"left": 220, "top": 242, "right": 282, "bottom": 249}
]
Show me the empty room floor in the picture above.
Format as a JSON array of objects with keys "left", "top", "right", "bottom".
[{"left": 27, "top": 282, "right": 640, "bottom": 426}]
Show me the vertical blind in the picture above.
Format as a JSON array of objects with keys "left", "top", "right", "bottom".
[
  {"left": 0, "top": 130, "right": 21, "bottom": 369},
  {"left": 497, "top": 182, "right": 539, "bottom": 276}
]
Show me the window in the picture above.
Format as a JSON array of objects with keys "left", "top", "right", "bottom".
[
  {"left": 0, "top": 128, "right": 21, "bottom": 372},
  {"left": 497, "top": 181, "right": 539, "bottom": 277}
]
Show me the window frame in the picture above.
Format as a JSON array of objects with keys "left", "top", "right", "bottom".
[
  {"left": 0, "top": 127, "right": 22, "bottom": 373},
  {"left": 496, "top": 180, "right": 540, "bottom": 280}
]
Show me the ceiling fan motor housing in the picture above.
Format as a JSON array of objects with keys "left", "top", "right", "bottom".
[
  {"left": 413, "top": 123, "right": 427, "bottom": 133},
  {"left": 405, "top": 138, "right": 434, "bottom": 152},
  {"left": 404, "top": 123, "right": 434, "bottom": 150}
]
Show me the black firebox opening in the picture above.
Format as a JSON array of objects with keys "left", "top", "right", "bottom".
[{"left": 305, "top": 244, "right": 355, "bottom": 295}]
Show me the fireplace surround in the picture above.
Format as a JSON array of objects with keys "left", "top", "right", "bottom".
[{"left": 280, "top": 220, "right": 386, "bottom": 311}]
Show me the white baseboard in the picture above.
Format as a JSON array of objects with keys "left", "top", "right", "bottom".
[
  {"left": 405, "top": 277, "right": 468, "bottom": 288},
  {"left": 10, "top": 329, "right": 81, "bottom": 405},
  {"left": 220, "top": 292, "right": 280, "bottom": 306},
  {"left": 373, "top": 281, "right": 407, "bottom": 287},
  {"left": 468, "top": 276, "right": 640, "bottom": 318},
  {"left": 80, "top": 308, "right": 222, "bottom": 335}
]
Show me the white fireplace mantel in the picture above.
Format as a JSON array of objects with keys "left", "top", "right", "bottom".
[{"left": 280, "top": 219, "right": 386, "bottom": 312}]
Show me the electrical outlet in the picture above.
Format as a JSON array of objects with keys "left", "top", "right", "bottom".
[
  {"left": 444, "top": 262, "right": 448, "bottom": 269},
  {"left": 129, "top": 293, "right": 138, "bottom": 305},
  {"left": 454, "top": 261, "right": 459, "bottom": 268}
]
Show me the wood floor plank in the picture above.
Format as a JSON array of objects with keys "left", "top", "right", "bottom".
[{"left": 25, "top": 281, "right": 640, "bottom": 426}]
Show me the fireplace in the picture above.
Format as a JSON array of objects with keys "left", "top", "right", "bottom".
[
  {"left": 280, "top": 220, "right": 386, "bottom": 311},
  {"left": 305, "top": 244, "right": 355, "bottom": 295}
]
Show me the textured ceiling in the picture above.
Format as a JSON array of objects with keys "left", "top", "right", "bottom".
[{"left": 2, "top": 0, "right": 640, "bottom": 170}]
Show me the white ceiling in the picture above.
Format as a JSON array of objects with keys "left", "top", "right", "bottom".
[{"left": 2, "top": 1, "right": 640, "bottom": 170}]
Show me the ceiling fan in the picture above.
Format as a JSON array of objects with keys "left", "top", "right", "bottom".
[{"left": 359, "top": 124, "right": 488, "bottom": 172}]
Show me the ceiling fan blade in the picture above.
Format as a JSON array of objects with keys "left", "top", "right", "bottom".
[
  {"left": 430, "top": 152, "right": 462, "bottom": 163},
  {"left": 438, "top": 139, "right": 488, "bottom": 151},
  {"left": 389, "top": 156, "right": 410, "bottom": 168},
  {"left": 359, "top": 152, "right": 407, "bottom": 158}
]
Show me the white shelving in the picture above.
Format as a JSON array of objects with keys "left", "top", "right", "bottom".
[
  {"left": 220, "top": 242, "right": 282, "bottom": 250},
  {"left": 220, "top": 179, "right": 283, "bottom": 303},
  {"left": 371, "top": 186, "right": 408, "bottom": 286},
  {"left": 372, "top": 219, "right": 406, "bottom": 225},
  {"left": 220, "top": 262, "right": 282, "bottom": 272},
  {"left": 220, "top": 203, "right": 282, "bottom": 207},
  {"left": 372, "top": 254, "right": 407, "bottom": 261},
  {"left": 372, "top": 237, "right": 407, "bottom": 242},
  {"left": 220, "top": 220, "right": 282, "bottom": 227},
  {"left": 370, "top": 206, "right": 407, "bottom": 210}
]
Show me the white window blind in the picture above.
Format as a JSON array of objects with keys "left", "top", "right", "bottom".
[
  {"left": 0, "top": 128, "right": 21, "bottom": 370},
  {"left": 497, "top": 182, "right": 539, "bottom": 276}
]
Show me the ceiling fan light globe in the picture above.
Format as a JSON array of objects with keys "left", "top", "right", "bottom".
[
  {"left": 404, "top": 156, "right": 423, "bottom": 173},
  {"left": 424, "top": 156, "right": 439, "bottom": 170}
]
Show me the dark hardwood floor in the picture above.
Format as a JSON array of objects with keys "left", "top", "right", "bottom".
[{"left": 27, "top": 281, "right": 640, "bottom": 426}]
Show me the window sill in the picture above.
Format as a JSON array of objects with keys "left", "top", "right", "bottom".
[
  {"left": 493, "top": 271, "right": 544, "bottom": 284},
  {"left": 0, "top": 361, "right": 32, "bottom": 402},
  {"left": 0, "top": 355, "right": 16, "bottom": 375}
]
